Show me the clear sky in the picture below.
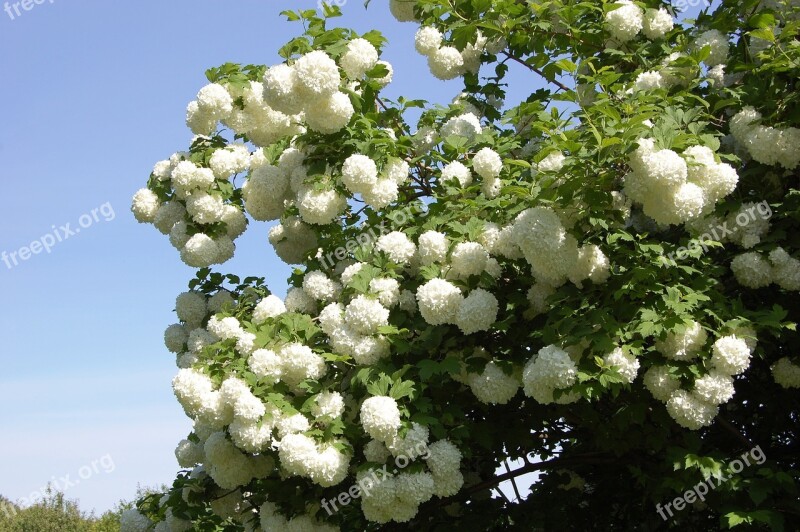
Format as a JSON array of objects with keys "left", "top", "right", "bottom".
[{"left": 0, "top": 0, "right": 711, "bottom": 514}]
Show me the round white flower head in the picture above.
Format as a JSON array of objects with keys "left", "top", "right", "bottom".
[
  {"left": 605, "top": 0, "right": 644, "bottom": 42},
  {"left": 731, "top": 252, "right": 773, "bottom": 289},
  {"left": 279, "top": 342, "right": 327, "bottom": 386},
  {"left": 415, "top": 26, "right": 443, "bottom": 56},
  {"left": 769, "top": 247, "right": 800, "bottom": 291},
  {"left": 176, "top": 291, "right": 207, "bottom": 325},
  {"left": 252, "top": 295, "right": 287, "bottom": 324},
  {"left": 376, "top": 232, "right": 416, "bottom": 264},
  {"left": 276, "top": 412, "right": 311, "bottom": 439},
  {"left": 172, "top": 368, "right": 214, "bottom": 416},
  {"left": 362, "top": 177, "right": 399, "bottom": 208},
  {"left": 603, "top": 347, "right": 640, "bottom": 383},
  {"left": 303, "top": 270, "right": 341, "bottom": 302},
  {"left": 164, "top": 324, "right": 188, "bottom": 353},
  {"left": 390, "top": 0, "right": 417, "bottom": 22},
  {"left": 395, "top": 471, "right": 435, "bottom": 506},
  {"left": 426, "top": 440, "right": 462, "bottom": 476},
  {"left": 340, "top": 262, "right": 365, "bottom": 285},
  {"left": 472, "top": 148, "right": 503, "bottom": 179},
  {"left": 441, "top": 161, "right": 473, "bottom": 187},
  {"left": 268, "top": 217, "right": 318, "bottom": 265},
  {"left": 207, "top": 290, "right": 235, "bottom": 314},
  {"left": 522, "top": 345, "right": 578, "bottom": 404},
  {"left": 467, "top": 361, "right": 520, "bottom": 405},
  {"left": 340, "top": 38, "right": 379, "bottom": 79},
  {"left": 206, "top": 315, "right": 242, "bottom": 341},
  {"left": 711, "top": 335, "right": 752, "bottom": 375},
  {"left": 209, "top": 144, "right": 250, "bottom": 179},
  {"left": 369, "top": 277, "right": 401, "bottom": 307},
  {"left": 428, "top": 46, "right": 465, "bottom": 80},
  {"left": 305, "top": 91, "right": 355, "bottom": 134},
  {"left": 153, "top": 201, "right": 187, "bottom": 235},
  {"left": 655, "top": 321, "right": 707, "bottom": 361},
  {"left": 432, "top": 469, "right": 465, "bottom": 498},
  {"left": 131, "top": 188, "right": 160, "bottom": 223},
  {"left": 248, "top": 349, "right": 282, "bottom": 383},
  {"left": 175, "top": 438, "right": 205, "bottom": 468},
  {"left": 643, "top": 365, "right": 679, "bottom": 402},
  {"left": 695, "top": 29, "right": 729, "bottom": 66},
  {"left": 186, "top": 193, "right": 226, "bottom": 225},
  {"left": 344, "top": 295, "right": 390, "bottom": 335},
  {"left": 666, "top": 389, "right": 718, "bottom": 430},
  {"left": 692, "top": 371, "right": 735, "bottom": 405},
  {"left": 643, "top": 8, "right": 673, "bottom": 39},
  {"left": 456, "top": 288, "right": 499, "bottom": 334},
  {"left": 196, "top": 83, "right": 233, "bottom": 120},
  {"left": 294, "top": 50, "right": 341, "bottom": 100},
  {"left": 537, "top": 151, "right": 566, "bottom": 173},
  {"left": 418, "top": 231, "right": 449, "bottom": 265},
  {"left": 360, "top": 396, "right": 402, "bottom": 441},
  {"left": 771, "top": 358, "right": 800, "bottom": 389},
  {"left": 441, "top": 113, "right": 482, "bottom": 141},
  {"left": 311, "top": 391, "right": 346, "bottom": 420},
  {"left": 341, "top": 154, "right": 378, "bottom": 194},
  {"left": 120, "top": 509, "right": 153, "bottom": 532},
  {"left": 364, "top": 439, "right": 391, "bottom": 463},
  {"left": 416, "top": 278, "right": 463, "bottom": 325},
  {"left": 449, "top": 242, "right": 489, "bottom": 279}
]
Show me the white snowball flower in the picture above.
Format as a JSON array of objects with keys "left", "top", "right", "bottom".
[
  {"left": 467, "top": 361, "right": 520, "bottom": 405},
  {"left": 731, "top": 252, "right": 773, "bottom": 289},
  {"left": 279, "top": 342, "right": 327, "bottom": 386},
  {"left": 656, "top": 321, "right": 708, "bottom": 360},
  {"left": 522, "top": 345, "right": 579, "bottom": 405},
  {"left": 771, "top": 358, "right": 800, "bottom": 389},
  {"left": 176, "top": 291, "right": 207, "bottom": 325},
  {"left": 196, "top": 83, "right": 233, "bottom": 120},
  {"left": 415, "top": 26, "right": 443, "bottom": 56},
  {"left": 603, "top": 347, "right": 640, "bottom": 383},
  {"left": 642, "top": 8, "right": 673, "bottom": 40},
  {"left": 360, "top": 396, "right": 401, "bottom": 441},
  {"left": 284, "top": 287, "right": 317, "bottom": 314},
  {"left": 298, "top": 188, "right": 347, "bottom": 225},
  {"left": 456, "top": 288, "right": 498, "bottom": 334},
  {"left": 416, "top": 279, "right": 463, "bottom": 325},
  {"left": 311, "top": 391, "right": 345, "bottom": 420},
  {"left": 345, "top": 295, "right": 390, "bottom": 335},
  {"left": 441, "top": 113, "right": 482, "bottom": 141},
  {"left": 340, "top": 38, "right": 379, "bottom": 79},
  {"left": 252, "top": 295, "right": 287, "bottom": 324},
  {"left": 666, "top": 389, "right": 718, "bottom": 430},
  {"left": 369, "top": 277, "right": 401, "bottom": 307},
  {"left": 605, "top": 0, "right": 644, "bottom": 42},
  {"left": 441, "top": 161, "right": 473, "bottom": 187},
  {"left": 418, "top": 231, "right": 449, "bottom": 265},
  {"left": 449, "top": 242, "right": 489, "bottom": 279},
  {"left": 643, "top": 365, "right": 679, "bottom": 402},
  {"left": 692, "top": 371, "right": 735, "bottom": 405},
  {"left": 303, "top": 270, "right": 341, "bottom": 302},
  {"left": 341, "top": 154, "right": 378, "bottom": 194},
  {"left": 248, "top": 349, "right": 282, "bottom": 383},
  {"left": 131, "top": 188, "right": 160, "bottom": 223},
  {"left": 711, "top": 336, "right": 752, "bottom": 376},
  {"left": 695, "top": 29, "right": 730, "bottom": 66},
  {"left": 164, "top": 324, "right": 188, "bottom": 353},
  {"left": 305, "top": 91, "right": 354, "bottom": 134},
  {"left": 294, "top": 50, "right": 341, "bottom": 100},
  {"left": 376, "top": 231, "right": 416, "bottom": 264},
  {"left": 472, "top": 148, "right": 503, "bottom": 179}
]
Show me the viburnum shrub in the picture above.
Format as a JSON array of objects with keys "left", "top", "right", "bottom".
[{"left": 126, "top": 1, "right": 800, "bottom": 530}]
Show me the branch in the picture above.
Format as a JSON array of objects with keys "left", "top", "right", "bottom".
[
  {"left": 717, "top": 416, "right": 755, "bottom": 449},
  {"left": 501, "top": 52, "right": 571, "bottom": 93}
]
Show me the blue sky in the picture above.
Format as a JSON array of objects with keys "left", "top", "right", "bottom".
[{"left": 0, "top": 0, "right": 711, "bottom": 514}]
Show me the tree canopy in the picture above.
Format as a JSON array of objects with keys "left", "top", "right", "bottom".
[{"left": 128, "top": 1, "right": 800, "bottom": 530}]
